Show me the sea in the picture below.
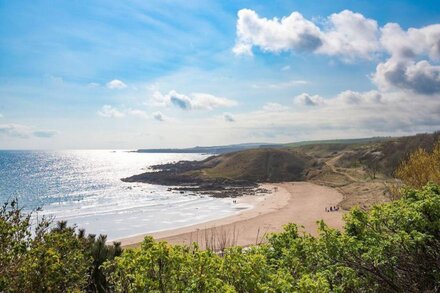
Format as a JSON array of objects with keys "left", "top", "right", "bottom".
[{"left": 0, "top": 150, "right": 246, "bottom": 241}]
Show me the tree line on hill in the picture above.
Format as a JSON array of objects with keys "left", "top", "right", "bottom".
[{"left": 354, "top": 131, "right": 440, "bottom": 178}]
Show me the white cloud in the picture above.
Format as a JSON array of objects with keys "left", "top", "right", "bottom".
[
  {"left": 333, "top": 90, "right": 382, "bottom": 105},
  {"left": 152, "top": 111, "right": 167, "bottom": 122},
  {"left": 151, "top": 91, "right": 168, "bottom": 107},
  {"left": 97, "top": 105, "right": 125, "bottom": 118},
  {"left": 223, "top": 112, "right": 235, "bottom": 122},
  {"left": 233, "top": 9, "right": 380, "bottom": 60},
  {"left": 281, "top": 65, "right": 291, "bottom": 71},
  {"left": 372, "top": 23, "right": 440, "bottom": 95},
  {"left": 126, "top": 109, "right": 149, "bottom": 119},
  {"left": 380, "top": 23, "right": 440, "bottom": 61},
  {"left": 0, "top": 113, "right": 3, "bottom": 118},
  {"left": 106, "top": 79, "right": 127, "bottom": 89},
  {"left": 87, "top": 82, "right": 100, "bottom": 88},
  {"left": 0, "top": 124, "right": 57, "bottom": 139},
  {"left": 262, "top": 102, "right": 289, "bottom": 112},
  {"left": 168, "top": 91, "right": 194, "bottom": 110},
  {"left": 97, "top": 106, "right": 150, "bottom": 119},
  {"left": 294, "top": 90, "right": 382, "bottom": 107},
  {"left": 152, "top": 90, "right": 237, "bottom": 110},
  {"left": 318, "top": 10, "right": 380, "bottom": 60},
  {"left": 232, "top": 42, "right": 253, "bottom": 56},
  {"left": 191, "top": 93, "right": 237, "bottom": 110},
  {"left": 373, "top": 59, "right": 440, "bottom": 94},
  {"left": 294, "top": 93, "right": 325, "bottom": 106},
  {"left": 225, "top": 89, "right": 440, "bottom": 139},
  {"left": 0, "top": 124, "right": 31, "bottom": 138},
  {"left": 233, "top": 9, "right": 323, "bottom": 56},
  {"left": 234, "top": 8, "right": 440, "bottom": 94},
  {"left": 252, "top": 79, "right": 307, "bottom": 89}
]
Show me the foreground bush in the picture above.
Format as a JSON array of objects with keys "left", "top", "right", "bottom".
[
  {"left": 0, "top": 201, "right": 121, "bottom": 292},
  {"left": 396, "top": 139, "right": 440, "bottom": 188},
  {"left": 106, "top": 184, "right": 440, "bottom": 292},
  {"left": 2, "top": 184, "right": 439, "bottom": 292}
]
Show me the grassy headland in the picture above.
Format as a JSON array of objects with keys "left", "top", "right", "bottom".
[{"left": 123, "top": 131, "right": 440, "bottom": 208}]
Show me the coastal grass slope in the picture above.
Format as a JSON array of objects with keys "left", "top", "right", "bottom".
[
  {"left": 130, "top": 132, "right": 440, "bottom": 185},
  {"left": 191, "top": 148, "right": 317, "bottom": 182},
  {"left": 124, "top": 131, "right": 440, "bottom": 209}
]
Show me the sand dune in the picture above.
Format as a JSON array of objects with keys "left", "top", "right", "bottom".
[{"left": 120, "top": 182, "right": 344, "bottom": 249}]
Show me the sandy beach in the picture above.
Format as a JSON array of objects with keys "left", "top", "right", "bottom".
[{"left": 120, "top": 182, "right": 344, "bottom": 249}]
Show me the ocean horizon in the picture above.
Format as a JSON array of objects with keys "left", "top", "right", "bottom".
[{"left": 0, "top": 150, "right": 246, "bottom": 241}]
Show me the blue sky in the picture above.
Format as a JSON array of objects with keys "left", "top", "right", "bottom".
[{"left": 1, "top": 0, "right": 440, "bottom": 149}]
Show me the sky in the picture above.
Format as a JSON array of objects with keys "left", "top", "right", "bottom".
[{"left": 1, "top": 0, "right": 440, "bottom": 149}]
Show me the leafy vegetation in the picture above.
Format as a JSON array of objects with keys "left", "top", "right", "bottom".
[
  {"left": 0, "top": 201, "right": 121, "bottom": 293},
  {"left": 103, "top": 184, "right": 440, "bottom": 292},
  {"left": 312, "top": 131, "right": 440, "bottom": 177},
  {"left": 293, "top": 132, "right": 440, "bottom": 209},
  {"left": 3, "top": 183, "right": 437, "bottom": 292},
  {"left": 396, "top": 139, "right": 440, "bottom": 188}
]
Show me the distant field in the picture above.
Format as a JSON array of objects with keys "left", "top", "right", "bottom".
[
  {"left": 283, "top": 137, "right": 391, "bottom": 148},
  {"left": 136, "top": 137, "right": 392, "bottom": 154}
]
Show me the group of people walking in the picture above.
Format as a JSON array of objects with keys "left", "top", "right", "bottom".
[{"left": 325, "top": 206, "right": 339, "bottom": 212}]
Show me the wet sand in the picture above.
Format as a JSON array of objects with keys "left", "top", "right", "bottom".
[{"left": 120, "top": 182, "right": 344, "bottom": 249}]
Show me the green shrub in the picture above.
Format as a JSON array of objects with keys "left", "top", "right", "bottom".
[
  {"left": 0, "top": 200, "right": 121, "bottom": 293},
  {"left": 2, "top": 184, "right": 439, "bottom": 292},
  {"left": 395, "top": 139, "right": 440, "bottom": 188},
  {"left": 105, "top": 184, "right": 440, "bottom": 292},
  {"left": 0, "top": 202, "right": 90, "bottom": 292}
]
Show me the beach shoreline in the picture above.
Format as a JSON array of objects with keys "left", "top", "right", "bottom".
[{"left": 119, "top": 182, "right": 344, "bottom": 249}]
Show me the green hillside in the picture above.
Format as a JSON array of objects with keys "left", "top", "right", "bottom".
[
  {"left": 195, "top": 148, "right": 317, "bottom": 182},
  {"left": 125, "top": 131, "right": 440, "bottom": 188}
]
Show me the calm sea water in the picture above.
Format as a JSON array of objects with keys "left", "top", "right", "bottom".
[{"left": 0, "top": 150, "right": 243, "bottom": 240}]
